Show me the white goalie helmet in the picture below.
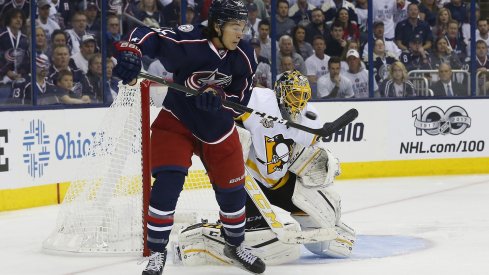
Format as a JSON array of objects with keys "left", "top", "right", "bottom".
[{"left": 274, "top": 70, "right": 312, "bottom": 121}]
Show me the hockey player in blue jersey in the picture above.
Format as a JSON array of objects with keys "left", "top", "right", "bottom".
[{"left": 112, "top": 0, "right": 264, "bottom": 274}]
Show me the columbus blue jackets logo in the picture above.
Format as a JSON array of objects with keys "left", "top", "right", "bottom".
[
  {"left": 186, "top": 69, "right": 232, "bottom": 90},
  {"left": 264, "top": 134, "right": 294, "bottom": 174},
  {"left": 178, "top": 24, "right": 194, "bottom": 32},
  {"left": 412, "top": 106, "right": 471, "bottom": 136}
]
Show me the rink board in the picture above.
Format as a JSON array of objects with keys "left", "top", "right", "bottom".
[{"left": 1, "top": 98, "right": 489, "bottom": 210}]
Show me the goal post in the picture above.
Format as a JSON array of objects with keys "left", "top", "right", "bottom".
[{"left": 42, "top": 80, "right": 218, "bottom": 256}]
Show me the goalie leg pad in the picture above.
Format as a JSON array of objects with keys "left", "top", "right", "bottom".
[
  {"left": 293, "top": 215, "right": 356, "bottom": 258},
  {"left": 237, "top": 126, "right": 252, "bottom": 161},
  {"left": 176, "top": 222, "right": 301, "bottom": 266},
  {"left": 291, "top": 181, "right": 341, "bottom": 227}
]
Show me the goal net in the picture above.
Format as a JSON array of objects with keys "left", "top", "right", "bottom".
[{"left": 42, "top": 80, "right": 219, "bottom": 255}]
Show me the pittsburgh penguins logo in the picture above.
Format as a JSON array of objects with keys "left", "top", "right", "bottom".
[{"left": 264, "top": 134, "right": 294, "bottom": 174}]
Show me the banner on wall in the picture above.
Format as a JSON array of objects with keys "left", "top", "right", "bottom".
[{"left": 311, "top": 99, "right": 489, "bottom": 162}]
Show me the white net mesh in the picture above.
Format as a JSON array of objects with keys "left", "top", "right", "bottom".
[{"left": 43, "top": 80, "right": 219, "bottom": 255}]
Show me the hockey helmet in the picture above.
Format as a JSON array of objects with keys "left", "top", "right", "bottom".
[
  {"left": 208, "top": 0, "right": 248, "bottom": 26},
  {"left": 274, "top": 70, "right": 312, "bottom": 120}
]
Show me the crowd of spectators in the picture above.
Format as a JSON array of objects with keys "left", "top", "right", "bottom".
[{"left": 0, "top": 0, "right": 487, "bottom": 106}]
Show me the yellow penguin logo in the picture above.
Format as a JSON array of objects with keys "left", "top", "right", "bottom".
[{"left": 264, "top": 134, "right": 294, "bottom": 174}]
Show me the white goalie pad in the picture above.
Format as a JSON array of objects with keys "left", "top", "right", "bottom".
[
  {"left": 292, "top": 183, "right": 341, "bottom": 229},
  {"left": 294, "top": 215, "right": 356, "bottom": 258},
  {"left": 288, "top": 143, "right": 340, "bottom": 187},
  {"left": 175, "top": 222, "right": 301, "bottom": 266},
  {"left": 237, "top": 126, "right": 252, "bottom": 161}
]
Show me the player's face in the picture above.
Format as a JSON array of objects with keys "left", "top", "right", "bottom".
[{"left": 220, "top": 21, "right": 247, "bottom": 50}]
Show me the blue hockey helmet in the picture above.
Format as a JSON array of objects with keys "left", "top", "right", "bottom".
[{"left": 208, "top": 0, "right": 248, "bottom": 25}]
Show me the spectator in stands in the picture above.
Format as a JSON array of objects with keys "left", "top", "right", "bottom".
[
  {"left": 276, "top": 35, "right": 306, "bottom": 75},
  {"left": 395, "top": 3, "right": 433, "bottom": 52},
  {"left": 432, "top": 7, "right": 453, "bottom": 40},
  {"left": 321, "top": 0, "right": 358, "bottom": 24},
  {"left": 444, "top": 19, "right": 467, "bottom": 62},
  {"left": 288, "top": 0, "right": 314, "bottom": 26},
  {"left": 443, "top": 0, "right": 467, "bottom": 24},
  {"left": 48, "top": 45, "right": 94, "bottom": 100},
  {"left": 66, "top": 11, "right": 93, "bottom": 55},
  {"left": 275, "top": 0, "right": 296, "bottom": 38},
  {"left": 106, "top": 57, "right": 119, "bottom": 103},
  {"left": 250, "top": 38, "right": 272, "bottom": 88},
  {"left": 316, "top": 56, "right": 353, "bottom": 98},
  {"left": 0, "top": 8, "right": 29, "bottom": 87},
  {"left": 55, "top": 69, "right": 91, "bottom": 104},
  {"left": 86, "top": 53, "right": 107, "bottom": 103},
  {"left": 305, "top": 35, "right": 330, "bottom": 85},
  {"left": 257, "top": 19, "right": 272, "bottom": 62},
  {"left": 106, "top": 14, "right": 121, "bottom": 58},
  {"left": 332, "top": 7, "right": 360, "bottom": 42},
  {"left": 475, "top": 40, "right": 489, "bottom": 95},
  {"left": 246, "top": 2, "right": 260, "bottom": 40},
  {"left": 340, "top": 39, "right": 365, "bottom": 71},
  {"left": 278, "top": 56, "right": 295, "bottom": 76},
  {"left": 418, "top": 0, "right": 439, "bottom": 26},
  {"left": 367, "top": 38, "right": 399, "bottom": 86},
  {"left": 430, "top": 62, "right": 467, "bottom": 96},
  {"left": 305, "top": 8, "right": 330, "bottom": 45},
  {"left": 344, "top": 49, "right": 377, "bottom": 98},
  {"left": 325, "top": 21, "right": 346, "bottom": 57},
  {"left": 373, "top": 0, "right": 396, "bottom": 40},
  {"left": 129, "top": 0, "right": 165, "bottom": 28},
  {"left": 394, "top": 0, "right": 409, "bottom": 24},
  {"left": 291, "top": 25, "right": 313, "bottom": 60},
  {"left": 399, "top": 35, "right": 433, "bottom": 71},
  {"left": 431, "top": 36, "right": 463, "bottom": 70},
  {"left": 85, "top": 1, "right": 101, "bottom": 32},
  {"left": 35, "top": 0, "right": 60, "bottom": 39},
  {"left": 0, "top": 0, "right": 30, "bottom": 22},
  {"left": 354, "top": 0, "right": 368, "bottom": 44},
  {"left": 182, "top": 3, "right": 197, "bottom": 25},
  {"left": 476, "top": 18, "right": 489, "bottom": 47},
  {"left": 71, "top": 34, "right": 97, "bottom": 74},
  {"left": 9, "top": 54, "right": 69, "bottom": 105},
  {"left": 34, "top": 27, "right": 49, "bottom": 55},
  {"left": 378, "top": 61, "right": 417, "bottom": 97},
  {"left": 48, "top": 29, "right": 70, "bottom": 57},
  {"left": 243, "top": 0, "right": 268, "bottom": 20},
  {"left": 362, "top": 21, "right": 402, "bottom": 60},
  {"left": 50, "top": 0, "right": 76, "bottom": 29}
]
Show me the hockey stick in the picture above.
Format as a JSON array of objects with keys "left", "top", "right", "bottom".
[
  {"left": 243, "top": 167, "right": 338, "bottom": 244},
  {"left": 138, "top": 71, "right": 359, "bottom": 138}
]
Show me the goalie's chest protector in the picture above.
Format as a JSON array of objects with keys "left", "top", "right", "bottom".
[
  {"left": 242, "top": 87, "right": 321, "bottom": 187},
  {"left": 131, "top": 24, "right": 257, "bottom": 143}
]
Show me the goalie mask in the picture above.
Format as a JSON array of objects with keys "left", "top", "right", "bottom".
[{"left": 274, "top": 70, "right": 312, "bottom": 121}]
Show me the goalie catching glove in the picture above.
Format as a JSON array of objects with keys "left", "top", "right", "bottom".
[{"left": 289, "top": 142, "right": 340, "bottom": 187}]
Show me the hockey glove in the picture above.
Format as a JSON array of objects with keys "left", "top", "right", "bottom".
[
  {"left": 113, "top": 41, "right": 142, "bottom": 85},
  {"left": 195, "top": 84, "right": 225, "bottom": 112}
]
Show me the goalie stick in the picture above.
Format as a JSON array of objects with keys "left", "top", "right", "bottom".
[
  {"left": 138, "top": 71, "right": 359, "bottom": 138},
  {"left": 243, "top": 166, "right": 338, "bottom": 244}
]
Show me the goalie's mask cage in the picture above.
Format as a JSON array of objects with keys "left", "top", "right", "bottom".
[{"left": 274, "top": 70, "right": 312, "bottom": 121}]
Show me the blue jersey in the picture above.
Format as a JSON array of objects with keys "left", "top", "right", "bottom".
[{"left": 128, "top": 24, "right": 257, "bottom": 143}]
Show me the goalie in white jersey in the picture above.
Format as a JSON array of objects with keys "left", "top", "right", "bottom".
[{"left": 175, "top": 71, "right": 356, "bottom": 266}]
